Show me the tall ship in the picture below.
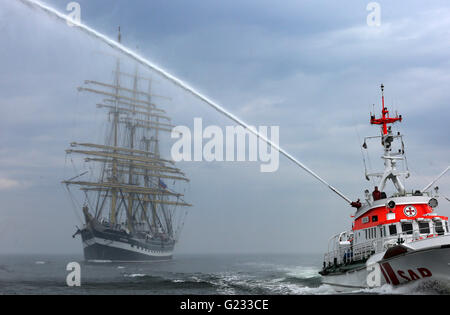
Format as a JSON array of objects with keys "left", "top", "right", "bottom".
[
  {"left": 63, "top": 29, "right": 191, "bottom": 262},
  {"left": 320, "top": 84, "right": 450, "bottom": 289}
]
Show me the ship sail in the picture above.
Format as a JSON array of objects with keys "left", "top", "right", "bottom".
[{"left": 63, "top": 29, "right": 191, "bottom": 262}]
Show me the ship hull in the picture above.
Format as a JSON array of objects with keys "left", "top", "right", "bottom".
[
  {"left": 80, "top": 227, "right": 174, "bottom": 262},
  {"left": 321, "top": 245, "right": 450, "bottom": 290}
]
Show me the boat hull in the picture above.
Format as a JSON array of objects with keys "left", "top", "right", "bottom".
[
  {"left": 80, "top": 227, "right": 174, "bottom": 262},
  {"left": 321, "top": 246, "right": 450, "bottom": 289}
]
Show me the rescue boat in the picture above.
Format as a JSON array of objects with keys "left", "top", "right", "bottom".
[{"left": 319, "top": 84, "right": 450, "bottom": 289}]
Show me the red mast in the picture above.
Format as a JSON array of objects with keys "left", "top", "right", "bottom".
[{"left": 370, "top": 84, "right": 402, "bottom": 135}]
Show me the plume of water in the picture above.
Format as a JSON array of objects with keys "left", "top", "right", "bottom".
[{"left": 17, "top": 0, "right": 352, "bottom": 204}]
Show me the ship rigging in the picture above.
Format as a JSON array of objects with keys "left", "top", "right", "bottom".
[{"left": 63, "top": 29, "right": 191, "bottom": 262}]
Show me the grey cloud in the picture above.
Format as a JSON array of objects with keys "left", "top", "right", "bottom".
[{"left": 0, "top": 0, "right": 449, "bottom": 255}]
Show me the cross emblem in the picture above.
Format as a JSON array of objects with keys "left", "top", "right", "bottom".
[{"left": 403, "top": 205, "right": 417, "bottom": 217}]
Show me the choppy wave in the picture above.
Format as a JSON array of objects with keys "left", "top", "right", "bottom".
[
  {"left": 360, "top": 280, "right": 450, "bottom": 295},
  {"left": 116, "top": 264, "right": 333, "bottom": 295},
  {"left": 1, "top": 254, "right": 448, "bottom": 294},
  {"left": 124, "top": 273, "right": 146, "bottom": 278},
  {"left": 120, "top": 273, "right": 218, "bottom": 291},
  {"left": 115, "top": 268, "right": 450, "bottom": 295},
  {"left": 118, "top": 264, "right": 450, "bottom": 295}
]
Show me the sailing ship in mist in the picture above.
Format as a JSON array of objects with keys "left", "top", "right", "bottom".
[{"left": 64, "top": 29, "right": 191, "bottom": 262}]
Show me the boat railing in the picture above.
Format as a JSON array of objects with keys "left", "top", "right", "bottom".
[
  {"left": 322, "top": 230, "right": 446, "bottom": 267},
  {"left": 323, "top": 238, "right": 382, "bottom": 267}
]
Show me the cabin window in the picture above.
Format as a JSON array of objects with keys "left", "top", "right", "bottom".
[
  {"left": 418, "top": 222, "right": 430, "bottom": 234},
  {"left": 435, "top": 221, "right": 445, "bottom": 236},
  {"left": 445, "top": 221, "right": 449, "bottom": 233},
  {"left": 372, "top": 215, "right": 378, "bottom": 222},
  {"left": 401, "top": 222, "right": 413, "bottom": 235},
  {"left": 389, "top": 224, "right": 397, "bottom": 236},
  {"left": 380, "top": 226, "right": 386, "bottom": 237},
  {"left": 387, "top": 212, "right": 396, "bottom": 221}
]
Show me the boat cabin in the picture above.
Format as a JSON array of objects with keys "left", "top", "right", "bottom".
[{"left": 323, "top": 191, "right": 448, "bottom": 270}]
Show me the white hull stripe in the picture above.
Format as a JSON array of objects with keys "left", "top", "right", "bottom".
[{"left": 83, "top": 237, "right": 173, "bottom": 257}]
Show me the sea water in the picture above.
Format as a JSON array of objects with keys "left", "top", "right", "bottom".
[{"left": 1, "top": 253, "right": 447, "bottom": 295}]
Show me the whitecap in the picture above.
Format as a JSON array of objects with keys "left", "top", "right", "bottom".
[
  {"left": 124, "top": 273, "right": 146, "bottom": 278},
  {"left": 283, "top": 266, "right": 321, "bottom": 279}
]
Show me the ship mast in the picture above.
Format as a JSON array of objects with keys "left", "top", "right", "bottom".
[
  {"left": 366, "top": 84, "right": 409, "bottom": 195},
  {"left": 63, "top": 28, "right": 191, "bottom": 238},
  {"left": 110, "top": 26, "right": 121, "bottom": 226}
]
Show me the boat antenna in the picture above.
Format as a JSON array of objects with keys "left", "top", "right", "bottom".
[{"left": 370, "top": 84, "right": 402, "bottom": 136}]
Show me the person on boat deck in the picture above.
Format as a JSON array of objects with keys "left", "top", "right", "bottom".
[{"left": 372, "top": 186, "right": 382, "bottom": 201}]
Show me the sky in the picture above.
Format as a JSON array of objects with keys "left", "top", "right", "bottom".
[{"left": 0, "top": 0, "right": 449, "bottom": 255}]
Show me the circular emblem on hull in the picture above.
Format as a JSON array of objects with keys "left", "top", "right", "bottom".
[{"left": 403, "top": 205, "right": 417, "bottom": 217}]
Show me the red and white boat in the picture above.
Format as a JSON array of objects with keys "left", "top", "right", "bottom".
[{"left": 319, "top": 84, "right": 450, "bottom": 289}]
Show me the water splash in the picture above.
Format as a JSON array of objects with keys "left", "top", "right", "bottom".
[
  {"left": 361, "top": 280, "right": 450, "bottom": 295},
  {"left": 17, "top": 0, "right": 352, "bottom": 204}
]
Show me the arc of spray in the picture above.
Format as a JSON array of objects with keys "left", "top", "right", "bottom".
[{"left": 18, "top": 0, "right": 353, "bottom": 204}]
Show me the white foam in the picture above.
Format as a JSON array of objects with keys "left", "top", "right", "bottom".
[
  {"left": 361, "top": 280, "right": 450, "bottom": 295},
  {"left": 206, "top": 270, "right": 337, "bottom": 295},
  {"left": 88, "top": 259, "right": 113, "bottom": 263},
  {"left": 124, "top": 273, "right": 146, "bottom": 278},
  {"left": 283, "top": 266, "right": 321, "bottom": 279}
]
